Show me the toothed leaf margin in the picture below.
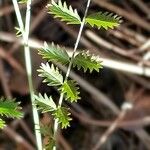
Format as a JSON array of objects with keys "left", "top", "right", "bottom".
[
  {"left": 86, "top": 12, "right": 122, "bottom": 29},
  {"left": 47, "top": 0, "right": 81, "bottom": 24},
  {"left": 0, "top": 98, "right": 23, "bottom": 119},
  {"left": 38, "top": 63, "right": 63, "bottom": 86},
  {"left": 73, "top": 51, "right": 102, "bottom": 72},
  {"left": 34, "top": 94, "right": 56, "bottom": 113},
  {"left": 38, "top": 42, "right": 70, "bottom": 65},
  {"left": 53, "top": 106, "right": 72, "bottom": 129},
  {"left": 60, "top": 80, "right": 80, "bottom": 102}
]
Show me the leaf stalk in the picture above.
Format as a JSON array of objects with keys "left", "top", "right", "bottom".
[{"left": 53, "top": 0, "right": 91, "bottom": 149}]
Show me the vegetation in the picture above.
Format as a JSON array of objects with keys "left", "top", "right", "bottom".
[
  {"left": 33, "top": 0, "right": 121, "bottom": 149},
  {"left": 0, "top": 98, "right": 23, "bottom": 128}
]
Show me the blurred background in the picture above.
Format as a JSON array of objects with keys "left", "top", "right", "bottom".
[{"left": 0, "top": 0, "right": 150, "bottom": 149}]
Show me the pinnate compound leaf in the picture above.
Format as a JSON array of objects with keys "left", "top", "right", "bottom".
[
  {"left": 47, "top": 0, "right": 81, "bottom": 24},
  {"left": 73, "top": 51, "right": 102, "bottom": 72},
  {"left": 38, "top": 42, "right": 70, "bottom": 65},
  {"left": 34, "top": 93, "right": 56, "bottom": 113},
  {"left": 85, "top": 12, "right": 122, "bottom": 29},
  {"left": 0, "top": 98, "right": 23, "bottom": 119},
  {"left": 60, "top": 80, "right": 80, "bottom": 102},
  {"left": 38, "top": 63, "right": 63, "bottom": 86},
  {"left": 53, "top": 106, "right": 72, "bottom": 129}
]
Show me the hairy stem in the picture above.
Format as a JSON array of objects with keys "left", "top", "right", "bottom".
[
  {"left": 11, "top": 0, "right": 42, "bottom": 149},
  {"left": 53, "top": 0, "right": 91, "bottom": 149}
]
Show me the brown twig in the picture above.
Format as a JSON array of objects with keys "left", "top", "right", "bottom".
[
  {"left": 92, "top": 108, "right": 127, "bottom": 150},
  {"left": 0, "top": 47, "right": 25, "bottom": 74},
  {"left": 0, "top": 59, "right": 12, "bottom": 98},
  {"left": 3, "top": 126, "right": 35, "bottom": 150}
]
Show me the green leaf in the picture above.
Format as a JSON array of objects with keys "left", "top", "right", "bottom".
[
  {"left": 15, "top": 27, "right": 23, "bottom": 37},
  {"left": 60, "top": 80, "right": 80, "bottom": 102},
  {"left": 0, "top": 98, "right": 23, "bottom": 119},
  {"left": 40, "top": 124, "right": 53, "bottom": 136},
  {"left": 53, "top": 106, "right": 72, "bottom": 129},
  {"left": 47, "top": 0, "right": 81, "bottom": 24},
  {"left": 0, "top": 119, "right": 5, "bottom": 129},
  {"left": 39, "top": 124, "right": 55, "bottom": 149},
  {"left": 34, "top": 93, "right": 56, "bottom": 113},
  {"left": 18, "top": 0, "right": 27, "bottom": 4},
  {"left": 85, "top": 12, "right": 122, "bottom": 29},
  {"left": 38, "top": 63, "right": 63, "bottom": 86},
  {"left": 73, "top": 51, "right": 102, "bottom": 72},
  {"left": 38, "top": 42, "right": 70, "bottom": 65},
  {"left": 45, "top": 138, "right": 55, "bottom": 150}
]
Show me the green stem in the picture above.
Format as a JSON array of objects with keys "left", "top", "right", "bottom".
[
  {"left": 53, "top": 0, "right": 91, "bottom": 149},
  {"left": 11, "top": 0, "right": 42, "bottom": 149}
]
